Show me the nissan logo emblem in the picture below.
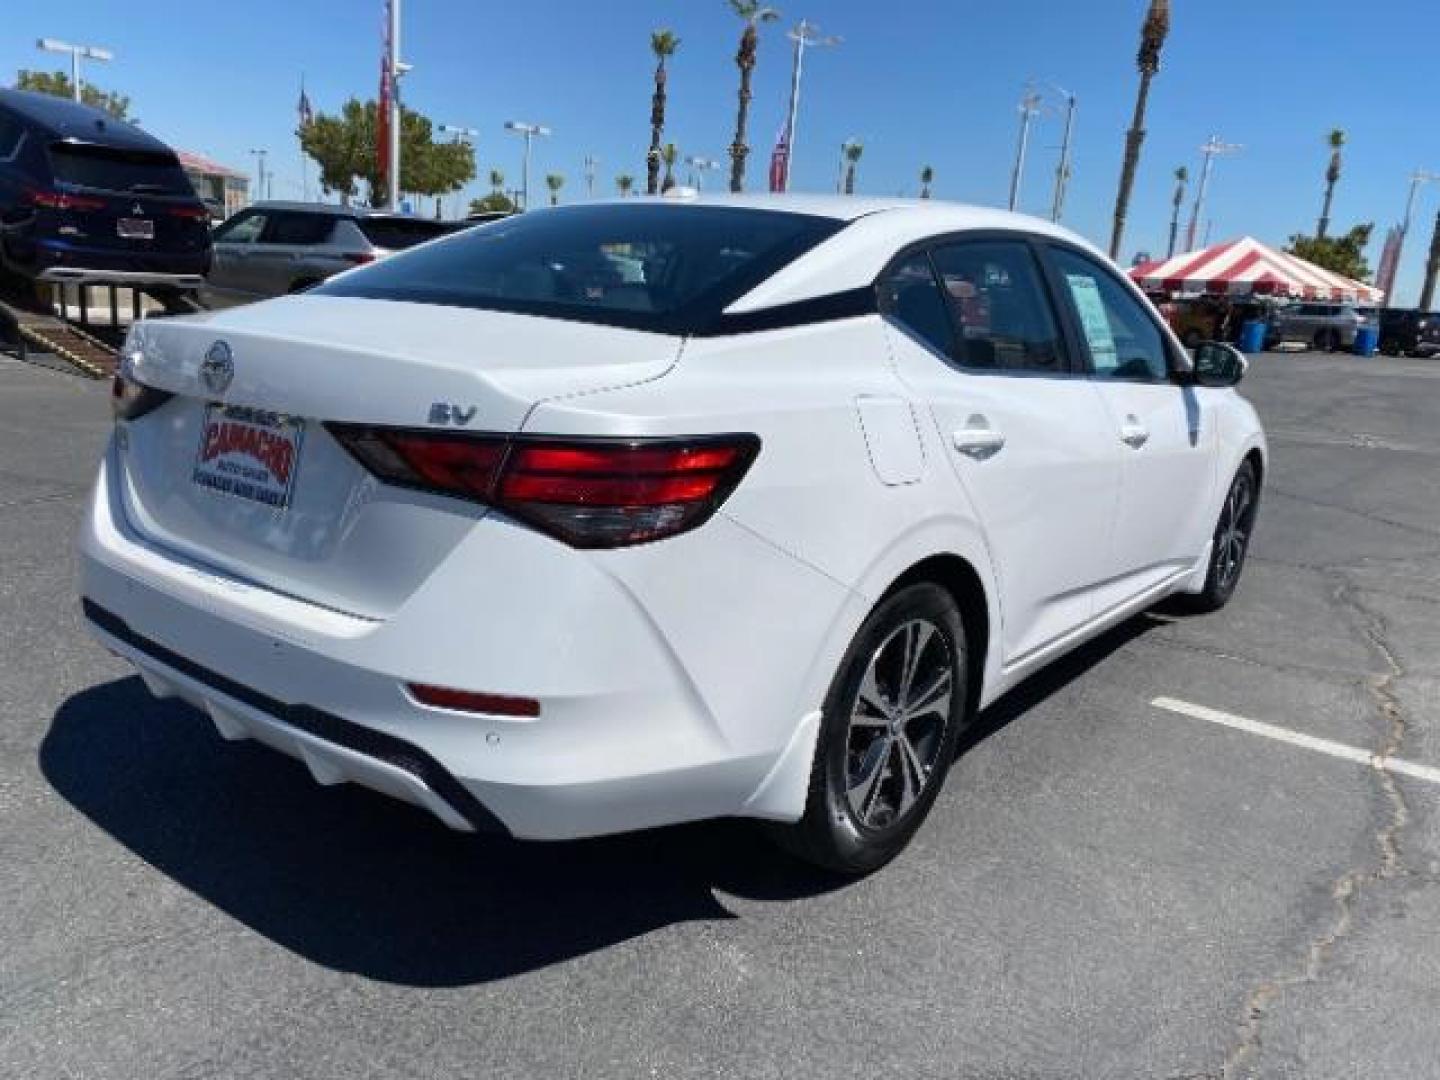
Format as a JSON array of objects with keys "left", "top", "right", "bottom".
[{"left": 200, "top": 341, "right": 234, "bottom": 395}]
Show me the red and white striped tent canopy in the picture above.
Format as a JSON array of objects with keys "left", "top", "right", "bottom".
[{"left": 1130, "top": 236, "right": 1383, "bottom": 303}]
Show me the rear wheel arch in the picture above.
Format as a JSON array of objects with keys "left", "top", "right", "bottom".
[{"left": 883, "top": 553, "right": 989, "bottom": 720}]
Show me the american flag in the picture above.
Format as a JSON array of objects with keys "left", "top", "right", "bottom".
[
  {"left": 297, "top": 80, "right": 313, "bottom": 128},
  {"left": 768, "top": 123, "right": 790, "bottom": 193}
]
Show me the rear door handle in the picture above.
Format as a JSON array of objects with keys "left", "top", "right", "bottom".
[
  {"left": 953, "top": 419, "right": 1006, "bottom": 461},
  {"left": 1120, "top": 417, "right": 1150, "bottom": 449}
]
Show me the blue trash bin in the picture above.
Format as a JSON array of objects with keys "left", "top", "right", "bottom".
[
  {"left": 1353, "top": 324, "right": 1379, "bottom": 356},
  {"left": 1238, "top": 319, "right": 1267, "bottom": 354}
]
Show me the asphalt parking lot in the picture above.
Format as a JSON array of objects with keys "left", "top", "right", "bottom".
[{"left": 2, "top": 347, "right": 1438, "bottom": 1079}]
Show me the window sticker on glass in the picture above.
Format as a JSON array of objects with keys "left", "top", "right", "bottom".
[{"left": 1065, "top": 273, "right": 1118, "bottom": 368}]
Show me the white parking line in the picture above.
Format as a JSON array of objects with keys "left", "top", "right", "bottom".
[{"left": 1151, "top": 696, "right": 1440, "bottom": 787}]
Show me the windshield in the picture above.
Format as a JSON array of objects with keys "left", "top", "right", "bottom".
[
  {"left": 315, "top": 203, "right": 846, "bottom": 333},
  {"left": 48, "top": 142, "right": 193, "bottom": 196}
]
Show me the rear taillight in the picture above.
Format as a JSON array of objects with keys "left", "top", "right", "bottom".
[
  {"left": 167, "top": 204, "right": 210, "bottom": 219},
  {"left": 342, "top": 252, "right": 379, "bottom": 265},
  {"left": 327, "top": 427, "right": 759, "bottom": 548},
  {"left": 27, "top": 189, "right": 106, "bottom": 212}
]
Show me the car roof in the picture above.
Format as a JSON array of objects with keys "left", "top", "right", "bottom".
[
  {"left": 0, "top": 87, "right": 172, "bottom": 154},
  {"left": 246, "top": 201, "right": 447, "bottom": 220}
]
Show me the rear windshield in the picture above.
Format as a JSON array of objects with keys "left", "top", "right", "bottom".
[
  {"left": 316, "top": 203, "right": 846, "bottom": 333},
  {"left": 356, "top": 216, "right": 455, "bottom": 250},
  {"left": 48, "top": 142, "right": 192, "bottom": 196}
]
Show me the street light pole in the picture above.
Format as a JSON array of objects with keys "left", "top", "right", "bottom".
[
  {"left": 248, "top": 149, "right": 269, "bottom": 204},
  {"left": 504, "top": 121, "right": 551, "bottom": 211},
  {"left": 36, "top": 38, "right": 113, "bottom": 102},
  {"left": 1385, "top": 170, "right": 1438, "bottom": 302},
  {"left": 584, "top": 155, "right": 599, "bottom": 199},
  {"left": 685, "top": 156, "right": 719, "bottom": 191},
  {"left": 1007, "top": 87, "right": 1042, "bottom": 212},
  {"left": 438, "top": 124, "right": 478, "bottom": 218},
  {"left": 1050, "top": 87, "right": 1077, "bottom": 223},
  {"left": 779, "top": 19, "right": 840, "bottom": 193},
  {"left": 1186, "top": 135, "right": 1241, "bottom": 252}
]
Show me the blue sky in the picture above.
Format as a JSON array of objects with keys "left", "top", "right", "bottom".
[{"left": 6, "top": 0, "right": 1437, "bottom": 302}]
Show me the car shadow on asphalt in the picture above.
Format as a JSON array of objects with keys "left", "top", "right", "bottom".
[{"left": 41, "top": 613, "right": 1164, "bottom": 987}]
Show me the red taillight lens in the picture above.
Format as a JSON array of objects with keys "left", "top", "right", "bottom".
[
  {"left": 168, "top": 204, "right": 209, "bottom": 219},
  {"left": 27, "top": 189, "right": 106, "bottom": 212},
  {"left": 343, "top": 252, "right": 379, "bottom": 265},
  {"left": 327, "top": 427, "right": 759, "bottom": 548}
]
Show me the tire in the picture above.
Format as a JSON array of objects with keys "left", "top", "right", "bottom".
[
  {"left": 1177, "top": 461, "right": 1259, "bottom": 614},
  {"left": 773, "top": 582, "right": 968, "bottom": 875},
  {"left": 1326, "top": 329, "right": 1342, "bottom": 352}
]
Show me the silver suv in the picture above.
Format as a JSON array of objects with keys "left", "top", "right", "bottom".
[
  {"left": 1269, "top": 302, "right": 1364, "bottom": 351},
  {"left": 200, "top": 202, "right": 462, "bottom": 308}
]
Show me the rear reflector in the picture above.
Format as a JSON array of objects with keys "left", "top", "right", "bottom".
[
  {"left": 407, "top": 683, "right": 541, "bottom": 718},
  {"left": 328, "top": 427, "right": 759, "bottom": 548}
]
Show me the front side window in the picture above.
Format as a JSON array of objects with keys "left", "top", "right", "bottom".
[
  {"left": 213, "top": 212, "right": 267, "bottom": 244},
  {"left": 877, "top": 253, "right": 955, "bottom": 358},
  {"left": 316, "top": 204, "right": 845, "bottom": 333},
  {"left": 930, "top": 242, "right": 1066, "bottom": 373},
  {"left": 1050, "top": 248, "right": 1170, "bottom": 381}
]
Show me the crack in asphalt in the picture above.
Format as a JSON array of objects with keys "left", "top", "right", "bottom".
[
  {"left": 1266, "top": 487, "right": 1440, "bottom": 542},
  {"left": 1219, "top": 571, "right": 1411, "bottom": 1079}
]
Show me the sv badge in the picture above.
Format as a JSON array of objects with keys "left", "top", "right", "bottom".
[{"left": 428, "top": 402, "right": 478, "bottom": 426}]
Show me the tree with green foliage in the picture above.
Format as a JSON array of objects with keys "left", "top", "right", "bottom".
[
  {"left": 726, "top": 1, "right": 780, "bottom": 193},
  {"left": 647, "top": 30, "right": 680, "bottom": 194},
  {"left": 919, "top": 165, "right": 934, "bottom": 199},
  {"left": 661, "top": 143, "right": 679, "bottom": 192},
  {"left": 843, "top": 141, "right": 863, "bottom": 195},
  {"left": 1316, "top": 128, "right": 1346, "bottom": 240},
  {"left": 616, "top": 174, "right": 635, "bottom": 197},
  {"left": 469, "top": 193, "right": 517, "bottom": 214},
  {"left": 15, "top": 69, "right": 130, "bottom": 119},
  {"left": 1286, "top": 222, "right": 1374, "bottom": 282},
  {"left": 1109, "top": 0, "right": 1171, "bottom": 259},
  {"left": 299, "top": 97, "right": 475, "bottom": 207},
  {"left": 545, "top": 173, "right": 565, "bottom": 206}
]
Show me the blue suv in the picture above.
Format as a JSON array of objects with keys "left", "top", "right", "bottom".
[{"left": 0, "top": 88, "right": 210, "bottom": 291}]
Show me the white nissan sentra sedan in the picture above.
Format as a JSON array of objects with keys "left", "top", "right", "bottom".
[{"left": 81, "top": 195, "right": 1265, "bottom": 873}]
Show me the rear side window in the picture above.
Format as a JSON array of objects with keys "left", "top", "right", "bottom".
[
  {"left": 265, "top": 213, "right": 334, "bottom": 245},
  {"left": 930, "top": 242, "right": 1067, "bottom": 373},
  {"left": 317, "top": 204, "right": 845, "bottom": 333},
  {"left": 47, "top": 142, "right": 192, "bottom": 195},
  {"left": 878, "top": 254, "right": 956, "bottom": 358},
  {"left": 356, "top": 216, "right": 453, "bottom": 250}
]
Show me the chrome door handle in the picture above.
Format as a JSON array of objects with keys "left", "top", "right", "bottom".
[
  {"left": 953, "top": 426, "right": 1006, "bottom": 461},
  {"left": 1119, "top": 420, "right": 1150, "bottom": 449}
]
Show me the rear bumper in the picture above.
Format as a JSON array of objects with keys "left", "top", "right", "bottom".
[
  {"left": 78, "top": 441, "right": 841, "bottom": 839},
  {"left": 38, "top": 266, "right": 206, "bottom": 289},
  {"left": 4, "top": 234, "right": 208, "bottom": 288}
]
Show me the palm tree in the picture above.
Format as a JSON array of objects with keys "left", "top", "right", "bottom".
[
  {"left": 843, "top": 141, "right": 864, "bottom": 195},
  {"left": 1108, "top": 0, "right": 1171, "bottom": 259},
  {"left": 661, "top": 143, "right": 679, "bottom": 192},
  {"left": 1167, "top": 165, "right": 1188, "bottom": 258},
  {"left": 616, "top": 174, "right": 635, "bottom": 197},
  {"left": 489, "top": 168, "right": 505, "bottom": 196},
  {"left": 726, "top": 1, "right": 781, "bottom": 193},
  {"left": 545, "top": 173, "right": 564, "bottom": 206},
  {"left": 647, "top": 30, "right": 681, "bottom": 195},
  {"left": 919, "top": 165, "right": 934, "bottom": 199},
  {"left": 1317, "top": 128, "right": 1346, "bottom": 239}
]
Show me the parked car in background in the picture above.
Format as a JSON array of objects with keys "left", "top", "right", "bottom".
[
  {"left": 1378, "top": 308, "right": 1440, "bottom": 357},
  {"left": 86, "top": 197, "right": 1266, "bottom": 874},
  {"left": 1268, "top": 301, "right": 1364, "bottom": 351},
  {"left": 0, "top": 88, "right": 211, "bottom": 292},
  {"left": 200, "top": 202, "right": 464, "bottom": 308}
]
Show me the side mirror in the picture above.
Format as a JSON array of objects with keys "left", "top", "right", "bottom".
[{"left": 1191, "top": 341, "right": 1248, "bottom": 387}]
